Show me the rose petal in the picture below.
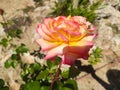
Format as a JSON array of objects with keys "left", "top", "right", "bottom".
[
  {"left": 41, "top": 24, "right": 52, "bottom": 36},
  {"left": 36, "top": 24, "right": 53, "bottom": 41},
  {"left": 71, "top": 16, "right": 86, "bottom": 24},
  {"left": 44, "top": 44, "right": 67, "bottom": 60},
  {"left": 36, "top": 39, "right": 61, "bottom": 51},
  {"left": 69, "top": 34, "right": 96, "bottom": 46},
  {"left": 57, "top": 33, "right": 69, "bottom": 42},
  {"left": 62, "top": 53, "right": 78, "bottom": 65},
  {"left": 44, "top": 18, "right": 54, "bottom": 28},
  {"left": 62, "top": 45, "right": 92, "bottom": 65},
  {"left": 64, "top": 45, "right": 92, "bottom": 55},
  {"left": 41, "top": 24, "right": 60, "bottom": 41},
  {"left": 55, "top": 16, "right": 66, "bottom": 20}
]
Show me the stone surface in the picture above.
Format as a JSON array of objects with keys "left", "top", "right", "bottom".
[{"left": 0, "top": 0, "right": 120, "bottom": 90}]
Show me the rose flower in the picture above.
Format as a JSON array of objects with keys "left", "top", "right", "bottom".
[{"left": 36, "top": 16, "right": 96, "bottom": 65}]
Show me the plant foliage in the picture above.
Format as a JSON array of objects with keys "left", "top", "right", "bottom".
[
  {"left": 88, "top": 47, "right": 102, "bottom": 65},
  {"left": 4, "top": 44, "right": 29, "bottom": 68},
  {"left": 51, "top": 0, "right": 102, "bottom": 22},
  {"left": 20, "top": 58, "right": 78, "bottom": 90},
  {"left": 0, "top": 79, "right": 9, "bottom": 90}
]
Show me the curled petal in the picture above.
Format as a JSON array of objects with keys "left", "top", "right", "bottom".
[
  {"left": 41, "top": 24, "right": 59, "bottom": 41},
  {"left": 41, "top": 24, "right": 52, "bottom": 36},
  {"left": 44, "top": 18, "right": 54, "bottom": 28},
  {"left": 36, "top": 24, "right": 53, "bottom": 41},
  {"left": 62, "top": 45, "right": 92, "bottom": 65},
  {"left": 63, "top": 46, "right": 92, "bottom": 57},
  {"left": 62, "top": 53, "right": 78, "bottom": 65},
  {"left": 54, "top": 16, "right": 66, "bottom": 26}
]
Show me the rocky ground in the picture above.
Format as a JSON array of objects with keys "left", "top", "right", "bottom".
[{"left": 0, "top": 0, "right": 120, "bottom": 90}]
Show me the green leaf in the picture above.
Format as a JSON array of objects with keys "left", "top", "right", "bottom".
[
  {"left": 4, "top": 60, "right": 12, "bottom": 68},
  {"left": 47, "top": 60, "right": 52, "bottom": 69},
  {"left": 20, "top": 64, "right": 30, "bottom": 79},
  {"left": 36, "top": 69, "right": 49, "bottom": 80},
  {"left": 8, "top": 29, "right": 23, "bottom": 38},
  {"left": 16, "top": 29, "right": 23, "bottom": 36},
  {"left": 0, "top": 87, "right": 9, "bottom": 90},
  {"left": 53, "top": 57, "right": 61, "bottom": 65},
  {"left": 62, "top": 70, "right": 69, "bottom": 78},
  {"left": 47, "top": 57, "right": 61, "bottom": 72},
  {"left": 16, "top": 44, "right": 29, "bottom": 54},
  {"left": 69, "top": 66, "right": 80, "bottom": 78},
  {"left": 64, "top": 80, "right": 78, "bottom": 90},
  {"left": 24, "top": 67, "right": 29, "bottom": 75},
  {"left": 8, "top": 29, "right": 16, "bottom": 37},
  {"left": 28, "top": 63, "right": 41, "bottom": 74},
  {"left": 62, "top": 87, "right": 72, "bottom": 90},
  {"left": 88, "top": 55, "right": 101, "bottom": 65},
  {"left": 32, "top": 63, "right": 41, "bottom": 71},
  {"left": 0, "top": 79, "right": 5, "bottom": 88},
  {"left": 11, "top": 60, "right": 19, "bottom": 68},
  {"left": 52, "top": 81, "right": 63, "bottom": 90},
  {"left": 40, "top": 86, "right": 49, "bottom": 90},
  {"left": 0, "top": 38, "right": 9, "bottom": 47},
  {"left": 88, "top": 47, "right": 102, "bottom": 65},
  {"left": 23, "top": 81, "right": 40, "bottom": 90},
  {"left": 28, "top": 67, "right": 34, "bottom": 74},
  {"left": 11, "top": 54, "right": 19, "bottom": 60},
  {"left": 94, "top": 47, "right": 102, "bottom": 57}
]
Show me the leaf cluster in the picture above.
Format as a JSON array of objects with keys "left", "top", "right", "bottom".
[
  {"left": 0, "top": 21, "right": 23, "bottom": 47},
  {"left": 50, "top": 0, "right": 102, "bottom": 22},
  {"left": 7, "top": 29, "right": 23, "bottom": 38},
  {"left": 88, "top": 47, "right": 102, "bottom": 65},
  {"left": 20, "top": 57, "right": 78, "bottom": 90},
  {"left": 0, "top": 38, "right": 10, "bottom": 47},
  {"left": 4, "top": 44, "right": 29, "bottom": 68},
  {"left": 0, "top": 79, "right": 9, "bottom": 90},
  {"left": 0, "top": 20, "right": 14, "bottom": 29}
]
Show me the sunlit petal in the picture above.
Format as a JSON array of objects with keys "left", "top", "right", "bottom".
[
  {"left": 44, "top": 44, "right": 67, "bottom": 60},
  {"left": 36, "top": 39, "right": 61, "bottom": 51}
]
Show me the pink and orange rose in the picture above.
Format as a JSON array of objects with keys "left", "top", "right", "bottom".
[{"left": 36, "top": 16, "right": 96, "bottom": 65}]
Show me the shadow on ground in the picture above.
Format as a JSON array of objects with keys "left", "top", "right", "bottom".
[{"left": 75, "top": 60, "right": 120, "bottom": 90}]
